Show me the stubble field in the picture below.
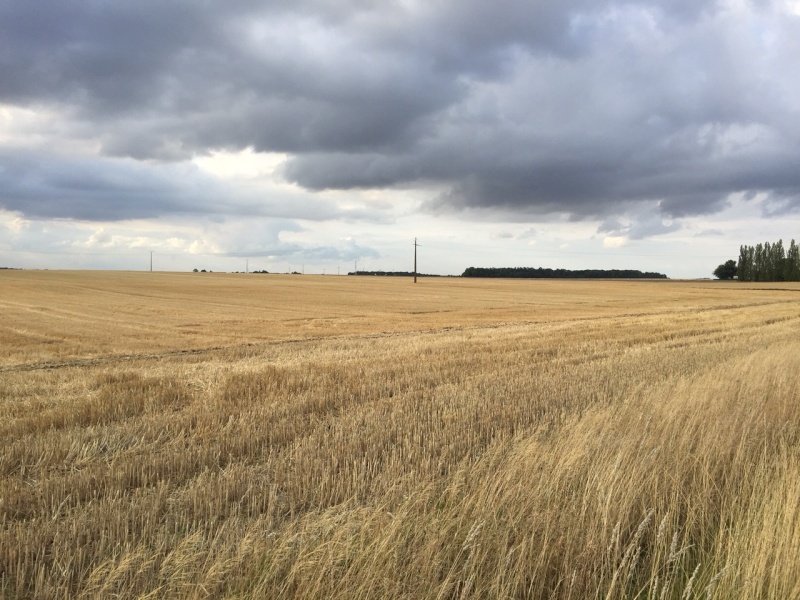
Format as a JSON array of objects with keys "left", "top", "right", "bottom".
[{"left": 1, "top": 270, "right": 799, "bottom": 599}]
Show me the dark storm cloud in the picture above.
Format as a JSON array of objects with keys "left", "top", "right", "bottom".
[
  {"left": 0, "top": 151, "right": 210, "bottom": 221},
  {"left": 1, "top": 0, "right": 799, "bottom": 226},
  {"left": 0, "top": 150, "right": 372, "bottom": 222},
  {"left": 760, "top": 191, "right": 800, "bottom": 216}
]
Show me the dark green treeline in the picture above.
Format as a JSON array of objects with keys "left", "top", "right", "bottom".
[
  {"left": 737, "top": 239, "right": 800, "bottom": 282},
  {"left": 461, "top": 267, "right": 667, "bottom": 279}
]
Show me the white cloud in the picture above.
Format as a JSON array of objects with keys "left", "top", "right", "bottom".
[
  {"left": 193, "top": 149, "right": 288, "bottom": 180},
  {"left": 83, "top": 228, "right": 113, "bottom": 248},
  {"left": 603, "top": 236, "right": 628, "bottom": 248}
]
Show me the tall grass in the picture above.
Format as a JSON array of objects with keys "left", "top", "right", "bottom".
[{"left": 1, "top": 277, "right": 799, "bottom": 598}]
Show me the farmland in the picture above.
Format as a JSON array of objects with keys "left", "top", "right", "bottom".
[{"left": 1, "top": 270, "right": 799, "bottom": 598}]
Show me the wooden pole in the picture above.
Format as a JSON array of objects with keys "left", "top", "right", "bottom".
[{"left": 414, "top": 238, "right": 418, "bottom": 283}]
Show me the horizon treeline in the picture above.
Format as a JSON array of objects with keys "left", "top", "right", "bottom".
[
  {"left": 462, "top": 267, "right": 668, "bottom": 279},
  {"left": 737, "top": 239, "right": 800, "bottom": 282},
  {"left": 349, "top": 271, "right": 443, "bottom": 277}
]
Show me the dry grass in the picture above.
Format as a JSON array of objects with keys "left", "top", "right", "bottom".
[{"left": 1, "top": 271, "right": 799, "bottom": 598}]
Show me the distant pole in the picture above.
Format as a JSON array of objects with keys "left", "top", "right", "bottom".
[
  {"left": 246, "top": 259, "right": 249, "bottom": 274},
  {"left": 355, "top": 260, "right": 357, "bottom": 275},
  {"left": 150, "top": 251, "right": 153, "bottom": 272},
  {"left": 338, "top": 266, "right": 340, "bottom": 276},
  {"left": 413, "top": 238, "right": 419, "bottom": 283}
]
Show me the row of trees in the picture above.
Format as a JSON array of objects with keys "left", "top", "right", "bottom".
[
  {"left": 349, "top": 271, "right": 442, "bottom": 277},
  {"left": 735, "top": 239, "right": 800, "bottom": 282},
  {"left": 462, "top": 267, "right": 667, "bottom": 279}
]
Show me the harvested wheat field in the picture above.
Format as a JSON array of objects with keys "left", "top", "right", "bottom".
[{"left": 1, "top": 270, "right": 799, "bottom": 599}]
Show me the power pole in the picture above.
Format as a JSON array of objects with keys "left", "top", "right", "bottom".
[{"left": 413, "top": 238, "right": 420, "bottom": 283}]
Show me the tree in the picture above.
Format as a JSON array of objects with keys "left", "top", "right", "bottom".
[
  {"left": 738, "top": 245, "right": 751, "bottom": 282},
  {"left": 713, "top": 260, "right": 738, "bottom": 280},
  {"left": 787, "top": 239, "right": 800, "bottom": 281},
  {"left": 736, "top": 239, "right": 800, "bottom": 282}
]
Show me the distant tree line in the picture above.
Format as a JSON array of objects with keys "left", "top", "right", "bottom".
[
  {"left": 349, "top": 271, "right": 443, "bottom": 277},
  {"left": 736, "top": 239, "right": 800, "bottom": 282},
  {"left": 461, "top": 267, "right": 667, "bottom": 279}
]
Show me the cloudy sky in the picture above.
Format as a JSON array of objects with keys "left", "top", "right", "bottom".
[{"left": 2, "top": 0, "right": 800, "bottom": 277}]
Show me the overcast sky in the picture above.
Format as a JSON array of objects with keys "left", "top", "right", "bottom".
[{"left": 2, "top": 0, "right": 800, "bottom": 277}]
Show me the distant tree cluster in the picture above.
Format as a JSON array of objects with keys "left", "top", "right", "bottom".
[
  {"left": 736, "top": 239, "right": 800, "bottom": 282},
  {"left": 349, "top": 271, "right": 442, "bottom": 277},
  {"left": 712, "top": 260, "right": 738, "bottom": 280},
  {"left": 461, "top": 267, "right": 667, "bottom": 279}
]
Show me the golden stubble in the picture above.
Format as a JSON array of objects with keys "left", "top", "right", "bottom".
[{"left": 1, "top": 271, "right": 799, "bottom": 598}]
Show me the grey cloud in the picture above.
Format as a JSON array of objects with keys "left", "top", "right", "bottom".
[
  {"left": 0, "top": 2, "right": 216, "bottom": 108},
  {"left": 1, "top": 0, "right": 799, "bottom": 230},
  {"left": 0, "top": 151, "right": 208, "bottom": 220},
  {"left": 215, "top": 226, "right": 381, "bottom": 263},
  {"left": 0, "top": 150, "right": 380, "bottom": 222},
  {"left": 218, "top": 244, "right": 378, "bottom": 263},
  {"left": 599, "top": 207, "right": 680, "bottom": 240},
  {"left": 658, "top": 193, "right": 731, "bottom": 218},
  {"left": 760, "top": 191, "right": 800, "bottom": 217},
  {"left": 296, "top": 241, "right": 380, "bottom": 263},
  {"left": 695, "top": 229, "right": 726, "bottom": 237}
]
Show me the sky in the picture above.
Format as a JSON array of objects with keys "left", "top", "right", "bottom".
[{"left": 2, "top": 0, "right": 800, "bottom": 278}]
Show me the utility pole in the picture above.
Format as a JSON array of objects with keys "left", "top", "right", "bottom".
[
  {"left": 413, "top": 238, "right": 420, "bottom": 283},
  {"left": 246, "top": 259, "right": 249, "bottom": 274},
  {"left": 150, "top": 251, "right": 153, "bottom": 272}
]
